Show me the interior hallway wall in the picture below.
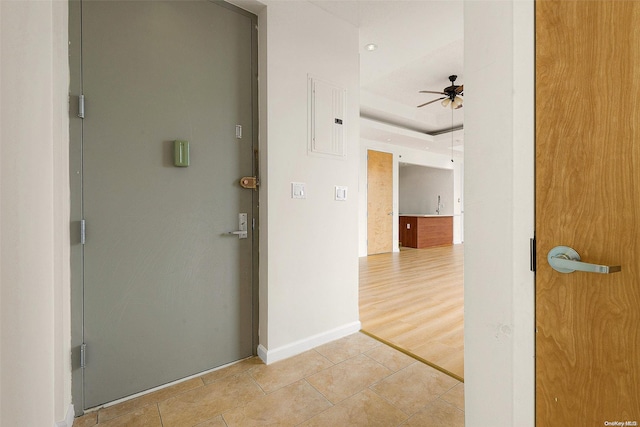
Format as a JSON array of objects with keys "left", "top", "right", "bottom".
[
  {"left": 257, "top": 0, "right": 361, "bottom": 362},
  {"left": 464, "top": 1, "right": 535, "bottom": 425},
  {"left": 0, "top": 0, "right": 73, "bottom": 425}
]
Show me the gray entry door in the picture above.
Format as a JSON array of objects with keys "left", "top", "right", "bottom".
[{"left": 81, "top": 1, "right": 255, "bottom": 408}]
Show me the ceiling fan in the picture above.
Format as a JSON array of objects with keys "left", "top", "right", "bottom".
[{"left": 417, "top": 75, "right": 464, "bottom": 109}]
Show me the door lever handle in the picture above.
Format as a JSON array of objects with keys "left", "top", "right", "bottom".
[
  {"left": 547, "top": 246, "right": 621, "bottom": 274},
  {"left": 227, "top": 213, "right": 248, "bottom": 239}
]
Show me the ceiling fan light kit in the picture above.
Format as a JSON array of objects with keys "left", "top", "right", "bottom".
[
  {"left": 417, "top": 74, "right": 463, "bottom": 163},
  {"left": 418, "top": 74, "right": 464, "bottom": 109},
  {"left": 441, "top": 96, "right": 463, "bottom": 109}
]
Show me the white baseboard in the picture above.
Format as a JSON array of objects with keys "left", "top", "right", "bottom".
[
  {"left": 55, "top": 404, "right": 74, "bottom": 427},
  {"left": 257, "top": 321, "right": 361, "bottom": 365}
]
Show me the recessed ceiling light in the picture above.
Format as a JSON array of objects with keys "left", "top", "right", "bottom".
[
  {"left": 365, "top": 43, "right": 378, "bottom": 51},
  {"left": 386, "top": 138, "right": 392, "bottom": 142}
]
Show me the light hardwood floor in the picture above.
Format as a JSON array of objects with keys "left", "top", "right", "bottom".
[{"left": 359, "top": 245, "right": 464, "bottom": 381}]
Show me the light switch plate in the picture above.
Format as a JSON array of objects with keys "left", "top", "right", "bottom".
[
  {"left": 292, "top": 182, "right": 306, "bottom": 199},
  {"left": 335, "top": 186, "right": 347, "bottom": 201}
]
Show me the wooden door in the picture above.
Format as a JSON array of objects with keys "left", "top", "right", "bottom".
[
  {"left": 536, "top": 1, "right": 640, "bottom": 424},
  {"left": 367, "top": 150, "right": 393, "bottom": 255}
]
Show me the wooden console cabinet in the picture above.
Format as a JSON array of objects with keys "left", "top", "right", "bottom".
[{"left": 399, "top": 215, "right": 453, "bottom": 248}]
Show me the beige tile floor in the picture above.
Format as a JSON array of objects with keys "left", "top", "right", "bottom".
[{"left": 75, "top": 333, "right": 464, "bottom": 427}]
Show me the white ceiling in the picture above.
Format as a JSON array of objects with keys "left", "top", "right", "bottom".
[{"left": 309, "top": 0, "right": 464, "bottom": 157}]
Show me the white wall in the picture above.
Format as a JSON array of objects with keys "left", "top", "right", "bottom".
[
  {"left": 0, "top": 1, "right": 360, "bottom": 423},
  {"left": 0, "top": 1, "right": 73, "bottom": 426},
  {"left": 257, "top": 1, "right": 361, "bottom": 362},
  {"left": 0, "top": 1, "right": 534, "bottom": 425},
  {"left": 399, "top": 165, "right": 453, "bottom": 215},
  {"left": 464, "top": 1, "right": 535, "bottom": 426},
  {"left": 358, "top": 139, "right": 463, "bottom": 255}
]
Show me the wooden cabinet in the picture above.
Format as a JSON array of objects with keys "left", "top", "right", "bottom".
[{"left": 399, "top": 215, "right": 453, "bottom": 248}]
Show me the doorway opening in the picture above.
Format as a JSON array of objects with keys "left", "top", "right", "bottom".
[
  {"left": 352, "top": 0, "right": 464, "bottom": 383},
  {"left": 359, "top": 157, "right": 464, "bottom": 381}
]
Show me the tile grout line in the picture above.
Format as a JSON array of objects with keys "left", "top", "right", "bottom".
[
  {"left": 436, "top": 396, "right": 465, "bottom": 414},
  {"left": 97, "top": 377, "right": 208, "bottom": 423},
  {"left": 366, "top": 378, "right": 415, "bottom": 418},
  {"left": 156, "top": 403, "right": 164, "bottom": 427},
  {"left": 360, "top": 350, "right": 411, "bottom": 382},
  {"left": 293, "top": 378, "right": 335, "bottom": 427},
  {"left": 363, "top": 351, "right": 464, "bottom": 419}
]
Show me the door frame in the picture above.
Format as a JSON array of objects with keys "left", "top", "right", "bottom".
[
  {"left": 68, "top": 0, "right": 259, "bottom": 414},
  {"left": 463, "top": 1, "right": 535, "bottom": 426}
]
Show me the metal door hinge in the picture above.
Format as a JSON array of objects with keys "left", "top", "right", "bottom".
[
  {"left": 530, "top": 237, "right": 536, "bottom": 272},
  {"left": 78, "top": 95, "right": 85, "bottom": 119},
  {"left": 80, "top": 219, "right": 86, "bottom": 245},
  {"left": 80, "top": 343, "right": 87, "bottom": 368}
]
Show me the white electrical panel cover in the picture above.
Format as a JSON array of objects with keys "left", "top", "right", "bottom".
[{"left": 308, "top": 76, "right": 346, "bottom": 158}]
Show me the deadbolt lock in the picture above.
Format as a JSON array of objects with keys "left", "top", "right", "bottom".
[{"left": 240, "top": 176, "right": 259, "bottom": 190}]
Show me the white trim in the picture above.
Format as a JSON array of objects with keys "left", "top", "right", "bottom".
[
  {"left": 55, "top": 404, "right": 74, "bottom": 427},
  {"left": 463, "top": 1, "right": 535, "bottom": 425},
  {"left": 257, "top": 321, "right": 361, "bottom": 364},
  {"left": 257, "top": 343, "right": 269, "bottom": 362}
]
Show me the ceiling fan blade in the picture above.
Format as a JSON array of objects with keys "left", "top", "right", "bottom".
[
  {"left": 419, "top": 90, "right": 446, "bottom": 95},
  {"left": 417, "top": 97, "right": 445, "bottom": 108},
  {"left": 455, "top": 85, "right": 464, "bottom": 94}
]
